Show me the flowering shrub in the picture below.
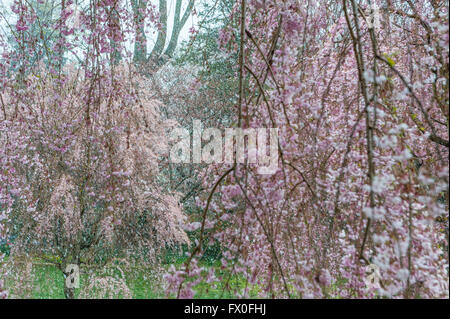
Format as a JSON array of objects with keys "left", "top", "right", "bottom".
[{"left": 0, "top": 0, "right": 189, "bottom": 298}]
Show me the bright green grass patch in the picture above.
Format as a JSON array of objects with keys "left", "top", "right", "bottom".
[{"left": 2, "top": 259, "right": 258, "bottom": 299}]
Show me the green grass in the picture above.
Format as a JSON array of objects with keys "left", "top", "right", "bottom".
[{"left": 2, "top": 258, "right": 258, "bottom": 299}]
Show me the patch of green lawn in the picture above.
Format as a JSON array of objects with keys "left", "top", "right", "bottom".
[{"left": 3, "top": 257, "right": 259, "bottom": 298}]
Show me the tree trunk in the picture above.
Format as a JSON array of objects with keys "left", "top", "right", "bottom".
[
  {"left": 61, "top": 260, "right": 79, "bottom": 299},
  {"left": 64, "top": 286, "right": 75, "bottom": 299}
]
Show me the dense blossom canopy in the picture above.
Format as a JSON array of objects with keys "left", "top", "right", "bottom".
[
  {"left": 169, "top": 0, "right": 449, "bottom": 299},
  {"left": 0, "top": 0, "right": 448, "bottom": 299}
]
